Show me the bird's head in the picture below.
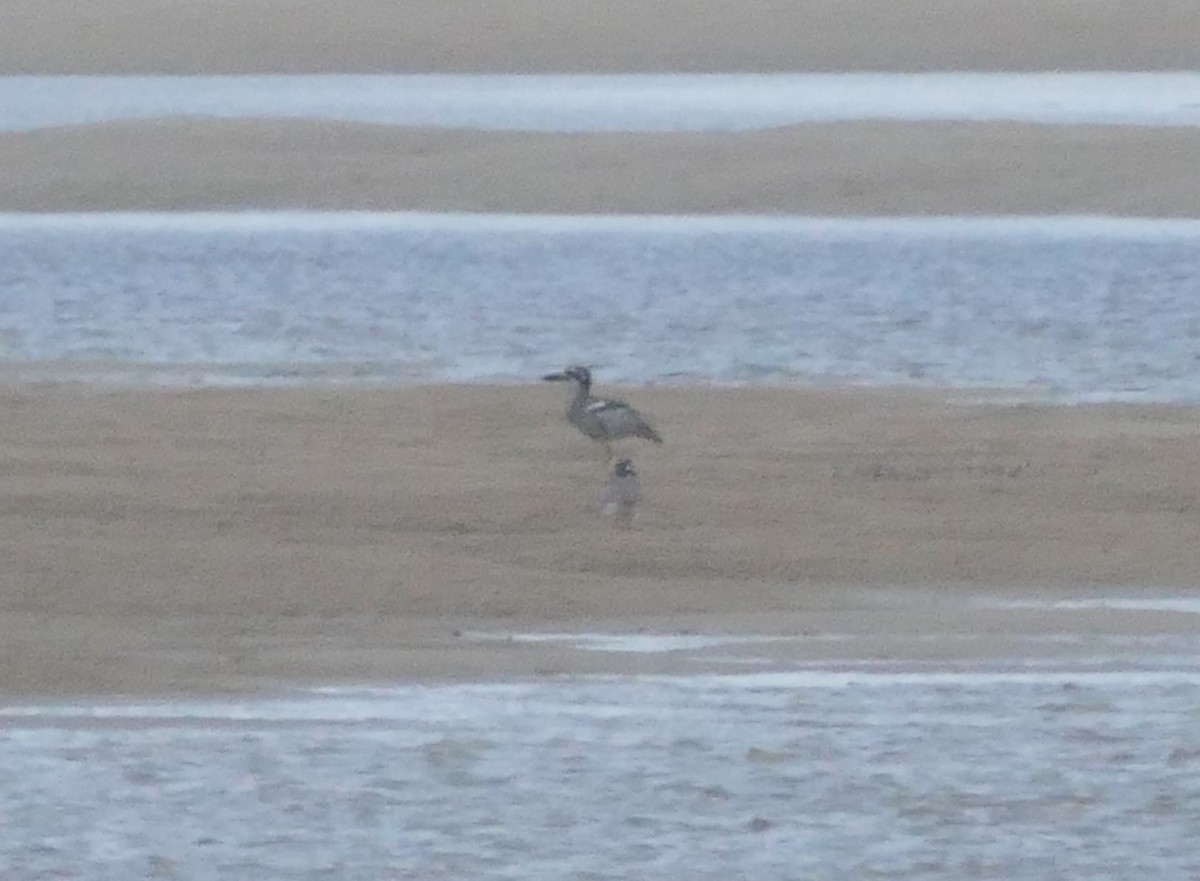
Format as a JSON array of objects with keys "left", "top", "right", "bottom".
[
  {"left": 542, "top": 365, "right": 592, "bottom": 389},
  {"left": 613, "top": 459, "right": 637, "bottom": 478}
]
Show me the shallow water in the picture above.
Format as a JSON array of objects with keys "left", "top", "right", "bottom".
[
  {"left": 3, "top": 73, "right": 1200, "bottom": 132},
  {"left": 5, "top": 213, "right": 1200, "bottom": 399},
  {"left": 4, "top": 657, "right": 1200, "bottom": 880}
]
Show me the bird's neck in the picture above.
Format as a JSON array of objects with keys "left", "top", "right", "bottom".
[{"left": 566, "top": 380, "right": 591, "bottom": 409}]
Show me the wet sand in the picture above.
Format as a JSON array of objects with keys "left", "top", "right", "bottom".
[{"left": 3, "top": 384, "right": 1199, "bottom": 696}]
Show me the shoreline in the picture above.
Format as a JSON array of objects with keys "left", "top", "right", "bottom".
[{"left": 5, "top": 590, "right": 1200, "bottom": 701}]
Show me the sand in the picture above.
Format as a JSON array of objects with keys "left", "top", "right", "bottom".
[
  {"left": 3, "top": 383, "right": 1200, "bottom": 696},
  {"left": 3, "top": 1, "right": 1200, "bottom": 697},
  {"left": 4, "top": 119, "right": 1200, "bottom": 216}
]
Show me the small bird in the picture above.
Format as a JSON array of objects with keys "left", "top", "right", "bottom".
[
  {"left": 543, "top": 365, "right": 663, "bottom": 460},
  {"left": 599, "top": 458, "right": 642, "bottom": 526}
]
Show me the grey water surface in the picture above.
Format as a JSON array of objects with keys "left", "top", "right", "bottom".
[
  {"left": 4, "top": 659, "right": 1200, "bottom": 880},
  {"left": 4, "top": 213, "right": 1200, "bottom": 399},
  {"left": 2, "top": 72, "right": 1200, "bottom": 133}
]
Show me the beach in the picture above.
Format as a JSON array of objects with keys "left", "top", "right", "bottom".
[
  {"left": 1, "top": 0, "right": 1198, "bottom": 700},
  {"left": 3, "top": 383, "right": 1199, "bottom": 696},
  {"left": 5, "top": 119, "right": 1200, "bottom": 216},
  {"left": 6, "top": 6, "right": 1200, "bottom": 876},
  {"left": 7, "top": 10, "right": 1200, "bottom": 879}
]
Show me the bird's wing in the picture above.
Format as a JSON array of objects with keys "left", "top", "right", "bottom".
[
  {"left": 585, "top": 397, "right": 629, "bottom": 414},
  {"left": 588, "top": 398, "right": 660, "bottom": 440}
]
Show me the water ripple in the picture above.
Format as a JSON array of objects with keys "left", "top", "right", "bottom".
[
  {"left": 4, "top": 213, "right": 1200, "bottom": 399},
  {"left": 3, "top": 669, "right": 1200, "bottom": 879}
]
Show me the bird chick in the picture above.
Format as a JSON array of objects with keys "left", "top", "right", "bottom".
[{"left": 599, "top": 458, "right": 642, "bottom": 526}]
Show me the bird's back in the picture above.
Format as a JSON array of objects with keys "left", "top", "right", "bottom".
[{"left": 577, "top": 396, "right": 662, "bottom": 443}]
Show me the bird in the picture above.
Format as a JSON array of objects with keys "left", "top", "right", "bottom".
[
  {"left": 542, "top": 365, "right": 663, "bottom": 460},
  {"left": 599, "top": 458, "right": 642, "bottom": 526}
]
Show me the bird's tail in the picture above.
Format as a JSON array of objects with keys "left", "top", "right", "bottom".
[{"left": 640, "top": 425, "right": 664, "bottom": 444}]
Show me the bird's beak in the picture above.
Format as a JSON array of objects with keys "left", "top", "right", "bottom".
[{"left": 543, "top": 372, "right": 569, "bottom": 382}]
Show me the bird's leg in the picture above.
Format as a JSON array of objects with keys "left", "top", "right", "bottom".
[{"left": 601, "top": 440, "right": 614, "bottom": 464}]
